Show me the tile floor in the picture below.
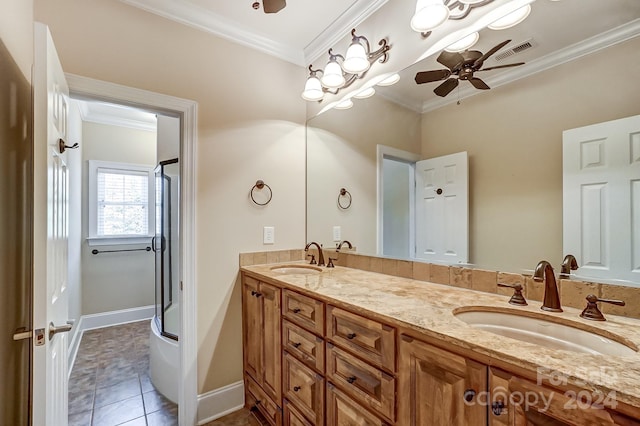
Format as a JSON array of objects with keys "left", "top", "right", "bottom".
[
  {"left": 68, "top": 320, "right": 178, "bottom": 426},
  {"left": 202, "top": 408, "right": 261, "bottom": 426}
]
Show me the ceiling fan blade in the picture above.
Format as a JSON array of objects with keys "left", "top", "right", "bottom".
[
  {"left": 469, "top": 77, "right": 490, "bottom": 90},
  {"left": 437, "top": 51, "right": 465, "bottom": 71},
  {"left": 478, "top": 62, "right": 525, "bottom": 71},
  {"left": 263, "top": 0, "right": 286, "bottom": 13},
  {"left": 434, "top": 78, "right": 459, "bottom": 97},
  {"left": 415, "top": 69, "right": 451, "bottom": 84},
  {"left": 473, "top": 39, "right": 511, "bottom": 68}
]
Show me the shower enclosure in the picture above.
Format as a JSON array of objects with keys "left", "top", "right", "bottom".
[
  {"left": 154, "top": 158, "right": 179, "bottom": 340},
  {"left": 150, "top": 158, "right": 180, "bottom": 403}
]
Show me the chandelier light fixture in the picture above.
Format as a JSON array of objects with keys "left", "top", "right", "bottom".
[{"left": 301, "top": 29, "right": 391, "bottom": 102}]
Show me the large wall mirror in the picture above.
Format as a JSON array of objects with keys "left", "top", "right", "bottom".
[{"left": 306, "top": 0, "right": 640, "bottom": 284}]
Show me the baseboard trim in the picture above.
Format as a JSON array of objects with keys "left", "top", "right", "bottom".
[
  {"left": 197, "top": 381, "right": 245, "bottom": 425},
  {"left": 68, "top": 305, "right": 155, "bottom": 374}
]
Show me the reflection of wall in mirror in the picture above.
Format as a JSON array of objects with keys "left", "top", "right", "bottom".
[
  {"left": 421, "top": 36, "right": 640, "bottom": 274},
  {"left": 306, "top": 94, "right": 421, "bottom": 252}
]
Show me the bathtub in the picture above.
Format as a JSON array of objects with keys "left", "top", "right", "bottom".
[{"left": 149, "top": 315, "right": 179, "bottom": 403}]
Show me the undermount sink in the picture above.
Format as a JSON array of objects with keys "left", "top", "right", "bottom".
[
  {"left": 270, "top": 264, "right": 322, "bottom": 275},
  {"left": 453, "top": 307, "right": 638, "bottom": 356}
]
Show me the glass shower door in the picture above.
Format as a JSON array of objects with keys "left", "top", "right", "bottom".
[{"left": 154, "top": 158, "right": 179, "bottom": 340}]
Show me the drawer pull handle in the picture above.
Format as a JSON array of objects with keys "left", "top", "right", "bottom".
[
  {"left": 463, "top": 389, "right": 476, "bottom": 403},
  {"left": 346, "top": 376, "right": 357, "bottom": 384},
  {"left": 292, "top": 342, "right": 301, "bottom": 348},
  {"left": 293, "top": 386, "right": 301, "bottom": 392},
  {"left": 292, "top": 308, "right": 301, "bottom": 313},
  {"left": 347, "top": 333, "right": 356, "bottom": 339},
  {"left": 492, "top": 401, "right": 505, "bottom": 416}
]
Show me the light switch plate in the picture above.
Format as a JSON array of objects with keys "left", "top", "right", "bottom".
[
  {"left": 333, "top": 226, "right": 341, "bottom": 242},
  {"left": 263, "top": 226, "right": 275, "bottom": 244}
]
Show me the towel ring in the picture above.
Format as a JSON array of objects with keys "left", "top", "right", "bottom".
[
  {"left": 250, "top": 180, "right": 272, "bottom": 206},
  {"left": 337, "top": 188, "right": 352, "bottom": 210}
]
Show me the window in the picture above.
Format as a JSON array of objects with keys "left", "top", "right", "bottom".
[{"left": 88, "top": 160, "right": 155, "bottom": 245}]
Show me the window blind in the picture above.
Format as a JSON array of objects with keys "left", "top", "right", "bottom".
[{"left": 96, "top": 168, "right": 149, "bottom": 236}]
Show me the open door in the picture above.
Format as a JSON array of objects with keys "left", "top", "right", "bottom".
[
  {"left": 415, "top": 151, "right": 469, "bottom": 263},
  {"left": 33, "top": 23, "right": 71, "bottom": 425}
]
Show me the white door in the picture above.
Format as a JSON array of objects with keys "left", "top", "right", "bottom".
[
  {"left": 415, "top": 151, "right": 468, "bottom": 263},
  {"left": 33, "top": 23, "right": 71, "bottom": 426},
  {"left": 563, "top": 115, "right": 640, "bottom": 282}
]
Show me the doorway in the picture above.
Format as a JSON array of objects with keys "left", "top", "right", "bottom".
[{"left": 67, "top": 74, "right": 198, "bottom": 424}]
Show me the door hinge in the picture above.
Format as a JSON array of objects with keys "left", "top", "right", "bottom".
[{"left": 180, "top": 281, "right": 183, "bottom": 291}]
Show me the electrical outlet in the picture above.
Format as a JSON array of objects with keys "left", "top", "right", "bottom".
[
  {"left": 333, "top": 226, "right": 341, "bottom": 242},
  {"left": 263, "top": 226, "right": 275, "bottom": 244}
]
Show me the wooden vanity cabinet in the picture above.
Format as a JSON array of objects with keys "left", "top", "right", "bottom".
[
  {"left": 242, "top": 275, "right": 282, "bottom": 424},
  {"left": 398, "top": 333, "right": 487, "bottom": 426},
  {"left": 489, "top": 367, "right": 640, "bottom": 426}
]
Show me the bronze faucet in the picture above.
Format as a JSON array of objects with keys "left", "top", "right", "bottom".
[
  {"left": 533, "top": 260, "right": 562, "bottom": 312},
  {"left": 336, "top": 240, "right": 353, "bottom": 250},
  {"left": 560, "top": 254, "right": 578, "bottom": 278},
  {"left": 304, "top": 242, "right": 325, "bottom": 266}
]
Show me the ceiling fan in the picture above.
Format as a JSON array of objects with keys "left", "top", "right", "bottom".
[
  {"left": 253, "top": 0, "right": 287, "bottom": 13},
  {"left": 414, "top": 40, "right": 525, "bottom": 97}
]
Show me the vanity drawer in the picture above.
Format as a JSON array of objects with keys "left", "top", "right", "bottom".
[
  {"left": 282, "top": 289, "right": 325, "bottom": 335},
  {"left": 327, "top": 382, "right": 390, "bottom": 426},
  {"left": 245, "top": 376, "right": 282, "bottom": 426},
  {"left": 326, "top": 306, "right": 395, "bottom": 372},
  {"left": 326, "top": 343, "right": 396, "bottom": 422},
  {"left": 282, "top": 319, "right": 325, "bottom": 373},
  {"left": 283, "top": 399, "right": 314, "bottom": 426},
  {"left": 283, "top": 352, "right": 324, "bottom": 425}
]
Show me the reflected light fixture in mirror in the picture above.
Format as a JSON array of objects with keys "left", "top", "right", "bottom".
[
  {"left": 354, "top": 87, "right": 376, "bottom": 99},
  {"left": 411, "top": 0, "right": 450, "bottom": 32},
  {"left": 334, "top": 99, "right": 354, "bottom": 110},
  {"left": 377, "top": 73, "right": 400, "bottom": 86},
  {"left": 444, "top": 31, "right": 480, "bottom": 52},
  {"left": 488, "top": 4, "right": 532, "bottom": 30}
]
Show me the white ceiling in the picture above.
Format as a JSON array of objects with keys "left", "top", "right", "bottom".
[{"left": 117, "top": 0, "right": 388, "bottom": 65}]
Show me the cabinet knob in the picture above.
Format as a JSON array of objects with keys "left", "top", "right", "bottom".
[
  {"left": 252, "top": 291, "right": 262, "bottom": 297},
  {"left": 346, "top": 332, "right": 356, "bottom": 339},
  {"left": 292, "top": 308, "right": 301, "bottom": 313},
  {"left": 492, "top": 401, "right": 505, "bottom": 416},
  {"left": 293, "top": 386, "right": 301, "bottom": 392},
  {"left": 346, "top": 376, "right": 357, "bottom": 384},
  {"left": 463, "top": 389, "right": 476, "bottom": 403},
  {"left": 292, "top": 342, "right": 301, "bottom": 348}
]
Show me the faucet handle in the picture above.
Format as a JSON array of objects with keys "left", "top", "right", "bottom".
[
  {"left": 497, "top": 283, "right": 527, "bottom": 306},
  {"left": 580, "top": 294, "right": 625, "bottom": 321},
  {"left": 307, "top": 254, "right": 317, "bottom": 265},
  {"left": 327, "top": 257, "right": 337, "bottom": 268}
]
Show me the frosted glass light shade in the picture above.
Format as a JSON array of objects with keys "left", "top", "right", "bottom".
[
  {"left": 488, "top": 4, "right": 531, "bottom": 30},
  {"left": 343, "top": 42, "right": 370, "bottom": 74},
  {"left": 301, "top": 76, "right": 324, "bottom": 101},
  {"left": 444, "top": 32, "right": 479, "bottom": 52},
  {"left": 335, "top": 99, "right": 353, "bottom": 110},
  {"left": 411, "top": 0, "right": 450, "bottom": 32},
  {"left": 321, "top": 60, "right": 345, "bottom": 88},
  {"left": 377, "top": 73, "right": 400, "bottom": 86},
  {"left": 354, "top": 87, "right": 375, "bottom": 99}
]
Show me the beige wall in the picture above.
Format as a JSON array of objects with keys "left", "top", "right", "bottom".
[
  {"left": 81, "top": 121, "right": 157, "bottom": 314},
  {"left": 0, "top": 0, "right": 33, "bottom": 81},
  {"left": 307, "top": 95, "right": 421, "bottom": 253},
  {"left": 34, "top": 0, "right": 306, "bottom": 394},
  {"left": 421, "top": 37, "right": 640, "bottom": 273}
]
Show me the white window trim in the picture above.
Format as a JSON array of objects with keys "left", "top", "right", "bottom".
[{"left": 87, "top": 160, "right": 155, "bottom": 247}]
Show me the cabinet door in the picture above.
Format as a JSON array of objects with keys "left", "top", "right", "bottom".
[
  {"left": 283, "top": 352, "right": 324, "bottom": 425},
  {"left": 398, "top": 334, "right": 487, "bottom": 426},
  {"left": 243, "top": 276, "right": 262, "bottom": 383},
  {"left": 327, "top": 383, "right": 390, "bottom": 426},
  {"left": 261, "top": 282, "right": 282, "bottom": 402},
  {"left": 508, "top": 375, "right": 640, "bottom": 426}
]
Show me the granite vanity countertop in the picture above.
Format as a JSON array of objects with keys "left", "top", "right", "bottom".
[{"left": 241, "top": 261, "right": 640, "bottom": 412}]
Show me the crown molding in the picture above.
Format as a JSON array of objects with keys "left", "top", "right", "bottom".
[
  {"left": 419, "top": 19, "right": 640, "bottom": 113},
  {"left": 118, "top": 0, "right": 388, "bottom": 67},
  {"left": 303, "top": 0, "right": 390, "bottom": 66},
  {"left": 75, "top": 99, "right": 158, "bottom": 132}
]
